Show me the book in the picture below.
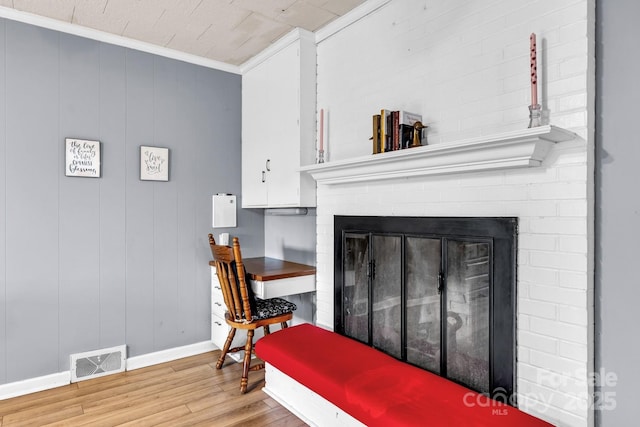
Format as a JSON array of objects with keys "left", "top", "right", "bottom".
[
  {"left": 372, "top": 114, "right": 381, "bottom": 154},
  {"left": 377, "top": 109, "right": 423, "bottom": 151},
  {"left": 380, "top": 109, "right": 392, "bottom": 152},
  {"left": 400, "top": 124, "right": 414, "bottom": 149},
  {"left": 398, "top": 110, "right": 422, "bottom": 126},
  {"left": 392, "top": 111, "right": 400, "bottom": 151}
]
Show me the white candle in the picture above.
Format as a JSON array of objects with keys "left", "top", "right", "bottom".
[
  {"left": 319, "top": 109, "right": 324, "bottom": 151},
  {"left": 530, "top": 33, "right": 538, "bottom": 106}
]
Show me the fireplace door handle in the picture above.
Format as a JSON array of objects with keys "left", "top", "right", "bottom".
[{"left": 437, "top": 271, "right": 444, "bottom": 294}]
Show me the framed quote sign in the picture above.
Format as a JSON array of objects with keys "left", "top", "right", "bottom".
[
  {"left": 65, "top": 138, "right": 101, "bottom": 178},
  {"left": 140, "top": 146, "right": 169, "bottom": 181}
]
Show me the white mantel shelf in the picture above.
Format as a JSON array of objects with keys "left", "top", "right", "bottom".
[{"left": 300, "top": 125, "right": 576, "bottom": 185}]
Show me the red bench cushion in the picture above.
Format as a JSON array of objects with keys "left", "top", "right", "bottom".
[{"left": 256, "top": 323, "right": 553, "bottom": 427}]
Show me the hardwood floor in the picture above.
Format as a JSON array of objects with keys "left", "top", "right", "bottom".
[{"left": 0, "top": 351, "right": 306, "bottom": 427}]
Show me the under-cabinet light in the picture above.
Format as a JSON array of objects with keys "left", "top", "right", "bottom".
[{"left": 264, "top": 208, "right": 309, "bottom": 216}]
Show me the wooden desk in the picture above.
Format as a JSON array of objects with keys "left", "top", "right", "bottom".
[
  {"left": 209, "top": 257, "right": 316, "bottom": 353},
  {"left": 209, "top": 257, "right": 316, "bottom": 299},
  {"left": 243, "top": 257, "right": 316, "bottom": 298}
]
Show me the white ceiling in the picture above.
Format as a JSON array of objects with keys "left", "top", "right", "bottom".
[{"left": 0, "top": 0, "right": 367, "bottom": 66}]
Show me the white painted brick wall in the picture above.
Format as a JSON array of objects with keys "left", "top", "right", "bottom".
[{"left": 314, "top": 0, "right": 594, "bottom": 426}]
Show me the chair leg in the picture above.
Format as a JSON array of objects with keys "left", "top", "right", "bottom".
[
  {"left": 263, "top": 325, "right": 271, "bottom": 335},
  {"left": 281, "top": 321, "right": 289, "bottom": 329},
  {"left": 216, "top": 327, "right": 236, "bottom": 369},
  {"left": 240, "top": 329, "right": 254, "bottom": 394}
]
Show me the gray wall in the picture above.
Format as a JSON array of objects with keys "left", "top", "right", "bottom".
[
  {"left": 595, "top": 0, "right": 640, "bottom": 424},
  {"left": 264, "top": 210, "right": 317, "bottom": 266},
  {"left": 0, "top": 18, "right": 264, "bottom": 386},
  {"left": 265, "top": 210, "right": 317, "bottom": 324}
]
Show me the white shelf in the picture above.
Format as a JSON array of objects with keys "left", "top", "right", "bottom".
[{"left": 300, "top": 125, "right": 576, "bottom": 185}]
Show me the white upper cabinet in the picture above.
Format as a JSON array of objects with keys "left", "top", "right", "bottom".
[{"left": 241, "top": 28, "right": 317, "bottom": 208}]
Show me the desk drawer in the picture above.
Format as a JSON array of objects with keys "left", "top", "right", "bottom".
[
  {"left": 251, "top": 274, "right": 315, "bottom": 299},
  {"left": 212, "top": 299, "right": 226, "bottom": 318},
  {"left": 211, "top": 315, "right": 266, "bottom": 351},
  {"left": 212, "top": 315, "right": 245, "bottom": 350}
]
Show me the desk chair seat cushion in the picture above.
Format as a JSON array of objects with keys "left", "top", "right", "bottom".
[{"left": 253, "top": 297, "right": 297, "bottom": 320}]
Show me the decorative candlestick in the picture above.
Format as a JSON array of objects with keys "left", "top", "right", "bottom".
[
  {"left": 528, "top": 33, "right": 542, "bottom": 128},
  {"left": 318, "top": 108, "right": 325, "bottom": 163}
]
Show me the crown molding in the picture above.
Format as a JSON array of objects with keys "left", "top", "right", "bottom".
[{"left": 0, "top": 6, "right": 241, "bottom": 75}]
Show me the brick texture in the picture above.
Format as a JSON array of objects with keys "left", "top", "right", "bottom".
[{"left": 314, "top": 1, "right": 594, "bottom": 426}]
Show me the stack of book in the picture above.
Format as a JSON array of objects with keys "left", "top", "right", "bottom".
[{"left": 371, "top": 110, "right": 423, "bottom": 154}]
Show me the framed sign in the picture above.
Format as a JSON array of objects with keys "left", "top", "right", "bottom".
[
  {"left": 65, "top": 138, "right": 101, "bottom": 178},
  {"left": 140, "top": 146, "right": 169, "bottom": 181}
]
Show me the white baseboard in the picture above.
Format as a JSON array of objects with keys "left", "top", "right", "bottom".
[
  {"left": 0, "top": 340, "right": 216, "bottom": 400},
  {"left": 126, "top": 340, "right": 216, "bottom": 371},
  {"left": 0, "top": 371, "right": 70, "bottom": 401}
]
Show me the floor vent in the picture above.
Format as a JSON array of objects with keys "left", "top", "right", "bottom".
[{"left": 70, "top": 345, "right": 127, "bottom": 382}]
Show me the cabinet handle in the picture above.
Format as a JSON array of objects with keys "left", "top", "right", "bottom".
[
  {"left": 214, "top": 286, "right": 221, "bottom": 291},
  {"left": 261, "top": 171, "right": 266, "bottom": 182},
  {"left": 214, "top": 302, "right": 222, "bottom": 307},
  {"left": 266, "top": 159, "right": 271, "bottom": 171},
  {"left": 214, "top": 321, "right": 222, "bottom": 326}
]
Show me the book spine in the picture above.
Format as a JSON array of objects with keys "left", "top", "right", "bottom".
[
  {"left": 380, "top": 109, "right": 392, "bottom": 153},
  {"left": 392, "top": 111, "right": 400, "bottom": 151},
  {"left": 380, "top": 109, "right": 386, "bottom": 153},
  {"left": 400, "top": 124, "right": 413, "bottom": 149},
  {"left": 386, "top": 113, "right": 393, "bottom": 151},
  {"left": 372, "top": 114, "right": 381, "bottom": 154}
]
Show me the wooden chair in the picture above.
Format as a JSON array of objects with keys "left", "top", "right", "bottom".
[{"left": 208, "top": 234, "right": 296, "bottom": 393}]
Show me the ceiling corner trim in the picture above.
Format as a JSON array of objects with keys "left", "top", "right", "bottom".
[
  {"left": 315, "top": 0, "right": 392, "bottom": 43},
  {"left": 239, "top": 27, "right": 314, "bottom": 75},
  {"left": 0, "top": 6, "right": 242, "bottom": 75}
]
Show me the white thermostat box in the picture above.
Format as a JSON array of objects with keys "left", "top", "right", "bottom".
[{"left": 212, "top": 194, "right": 237, "bottom": 228}]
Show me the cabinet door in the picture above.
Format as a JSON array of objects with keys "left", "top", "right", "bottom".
[
  {"left": 242, "top": 38, "right": 309, "bottom": 207},
  {"left": 262, "top": 43, "right": 302, "bottom": 206},
  {"left": 242, "top": 55, "right": 270, "bottom": 207},
  {"left": 241, "top": 147, "right": 268, "bottom": 207}
]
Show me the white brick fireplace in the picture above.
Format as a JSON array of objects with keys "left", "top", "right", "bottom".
[
  {"left": 308, "top": 127, "right": 592, "bottom": 426},
  {"left": 309, "top": 1, "right": 595, "bottom": 426}
]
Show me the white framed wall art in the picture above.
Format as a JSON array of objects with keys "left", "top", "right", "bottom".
[
  {"left": 65, "top": 138, "right": 101, "bottom": 178},
  {"left": 140, "top": 146, "right": 169, "bottom": 181}
]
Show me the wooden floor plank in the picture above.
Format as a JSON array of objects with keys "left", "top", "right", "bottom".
[
  {"left": 227, "top": 405, "right": 303, "bottom": 427},
  {"left": 0, "top": 350, "right": 308, "bottom": 427},
  {"left": 0, "top": 383, "right": 82, "bottom": 415},
  {"left": 164, "top": 398, "right": 273, "bottom": 427},
  {"left": 3, "top": 404, "right": 84, "bottom": 426},
  {"left": 116, "top": 405, "right": 193, "bottom": 427},
  {"left": 0, "top": 365, "right": 211, "bottom": 425},
  {"left": 80, "top": 364, "right": 216, "bottom": 411}
]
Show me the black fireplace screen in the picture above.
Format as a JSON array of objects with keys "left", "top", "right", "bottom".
[{"left": 335, "top": 216, "right": 517, "bottom": 402}]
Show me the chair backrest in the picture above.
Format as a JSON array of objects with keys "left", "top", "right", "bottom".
[{"left": 208, "top": 234, "right": 253, "bottom": 323}]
